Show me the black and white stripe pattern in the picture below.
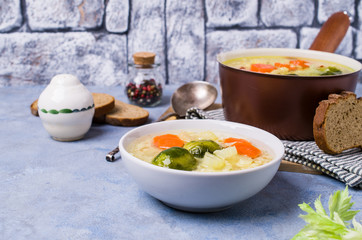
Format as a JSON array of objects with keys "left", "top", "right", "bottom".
[
  {"left": 185, "top": 107, "right": 225, "bottom": 120},
  {"left": 283, "top": 141, "right": 362, "bottom": 188},
  {"left": 185, "top": 108, "right": 362, "bottom": 188}
]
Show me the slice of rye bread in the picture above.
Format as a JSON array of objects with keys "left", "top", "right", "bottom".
[
  {"left": 313, "top": 91, "right": 362, "bottom": 154},
  {"left": 103, "top": 100, "right": 149, "bottom": 126},
  {"left": 91, "top": 93, "right": 115, "bottom": 117},
  {"left": 30, "top": 93, "right": 115, "bottom": 118},
  {"left": 30, "top": 99, "right": 39, "bottom": 116}
]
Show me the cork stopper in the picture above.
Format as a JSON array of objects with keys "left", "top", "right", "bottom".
[{"left": 133, "top": 52, "right": 156, "bottom": 65}]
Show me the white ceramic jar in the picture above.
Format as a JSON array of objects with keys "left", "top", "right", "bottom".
[{"left": 38, "top": 74, "right": 94, "bottom": 141}]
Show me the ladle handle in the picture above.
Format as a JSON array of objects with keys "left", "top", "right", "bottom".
[{"left": 309, "top": 11, "right": 350, "bottom": 53}]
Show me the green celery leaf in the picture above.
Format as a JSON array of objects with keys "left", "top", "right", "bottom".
[
  {"left": 315, "top": 196, "right": 328, "bottom": 217},
  {"left": 329, "top": 187, "right": 359, "bottom": 223},
  {"left": 292, "top": 224, "right": 342, "bottom": 240},
  {"left": 293, "top": 187, "right": 362, "bottom": 240},
  {"left": 352, "top": 218, "right": 362, "bottom": 232},
  {"left": 334, "top": 212, "right": 347, "bottom": 226},
  {"left": 343, "top": 228, "right": 362, "bottom": 240},
  {"left": 342, "top": 219, "right": 362, "bottom": 239}
]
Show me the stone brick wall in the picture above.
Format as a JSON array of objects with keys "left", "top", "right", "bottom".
[{"left": 0, "top": 0, "right": 361, "bottom": 87}]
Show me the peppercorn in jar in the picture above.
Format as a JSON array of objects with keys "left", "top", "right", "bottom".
[{"left": 126, "top": 52, "right": 164, "bottom": 107}]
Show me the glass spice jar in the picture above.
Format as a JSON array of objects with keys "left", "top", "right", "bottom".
[{"left": 125, "top": 52, "right": 164, "bottom": 107}]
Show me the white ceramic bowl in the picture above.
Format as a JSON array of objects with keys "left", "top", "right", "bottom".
[{"left": 119, "top": 120, "right": 284, "bottom": 212}]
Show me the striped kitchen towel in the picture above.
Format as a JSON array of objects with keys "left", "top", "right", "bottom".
[{"left": 185, "top": 107, "right": 362, "bottom": 188}]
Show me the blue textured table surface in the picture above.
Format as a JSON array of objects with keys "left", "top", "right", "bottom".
[{"left": 1, "top": 84, "right": 361, "bottom": 240}]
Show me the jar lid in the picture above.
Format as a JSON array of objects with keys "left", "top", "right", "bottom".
[{"left": 133, "top": 52, "right": 156, "bottom": 65}]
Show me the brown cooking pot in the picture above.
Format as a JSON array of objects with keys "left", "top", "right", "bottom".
[{"left": 217, "top": 12, "right": 362, "bottom": 140}]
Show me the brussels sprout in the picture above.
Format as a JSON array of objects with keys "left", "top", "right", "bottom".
[
  {"left": 183, "top": 140, "right": 222, "bottom": 158},
  {"left": 321, "top": 66, "right": 342, "bottom": 75},
  {"left": 152, "top": 147, "right": 197, "bottom": 171}
]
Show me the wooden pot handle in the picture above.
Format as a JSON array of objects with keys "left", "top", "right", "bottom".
[{"left": 309, "top": 11, "right": 350, "bottom": 53}]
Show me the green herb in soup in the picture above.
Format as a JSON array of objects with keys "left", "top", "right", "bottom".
[{"left": 223, "top": 56, "right": 354, "bottom": 76}]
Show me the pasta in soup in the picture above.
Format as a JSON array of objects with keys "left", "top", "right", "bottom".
[
  {"left": 222, "top": 56, "right": 354, "bottom": 76},
  {"left": 126, "top": 130, "right": 273, "bottom": 172}
]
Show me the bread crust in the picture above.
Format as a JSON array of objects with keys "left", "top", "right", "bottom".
[
  {"left": 91, "top": 93, "right": 115, "bottom": 117},
  {"left": 105, "top": 100, "right": 149, "bottom": 126},
  {"left": 30, "top": 99, "right": 39, "bottom": 116},
  {"left": 313, "top": 91, "right": 361, "bottom": 154}
]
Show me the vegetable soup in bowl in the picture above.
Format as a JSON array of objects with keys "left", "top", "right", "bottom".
[{"left": 119, "top": 120, "right": 284, "bottom": 212}]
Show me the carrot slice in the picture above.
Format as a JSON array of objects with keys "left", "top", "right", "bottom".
[
  {"left": 289, "top": 60, "right": 309, "bottom": 69},
  {"left": 223, "top": 137, "right": 249, "bottom": 144},
  {"left": 233, "top": 142, "right": 261, "bottom": 158},
  {"left": 153, "top": 134, "right": 184, "bottom": 149},
  {"left": 250, "top": 64, "right": 275, "bottom": 73},
  {"left": 223, "top": 138, "right": 261, "bottom": 158}
]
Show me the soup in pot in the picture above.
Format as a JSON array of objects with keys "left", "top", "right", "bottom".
[{"left": 223, "top": 56, "right": 354, "bottom": 76}]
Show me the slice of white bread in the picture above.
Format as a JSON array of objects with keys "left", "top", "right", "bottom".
[
  {"left": 313, "top": 91, "right": 362, "bottom": 154},
  {"left": 104, "top": 100, "right": 149, "bottom": 126}
]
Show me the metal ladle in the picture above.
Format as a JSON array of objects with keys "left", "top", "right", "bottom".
[
  {"left": 106, "top": 81, "right": 218, "bottom": 162},
  {"left": 160, "top": 81, "right": 218, "bottom": 120}
]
